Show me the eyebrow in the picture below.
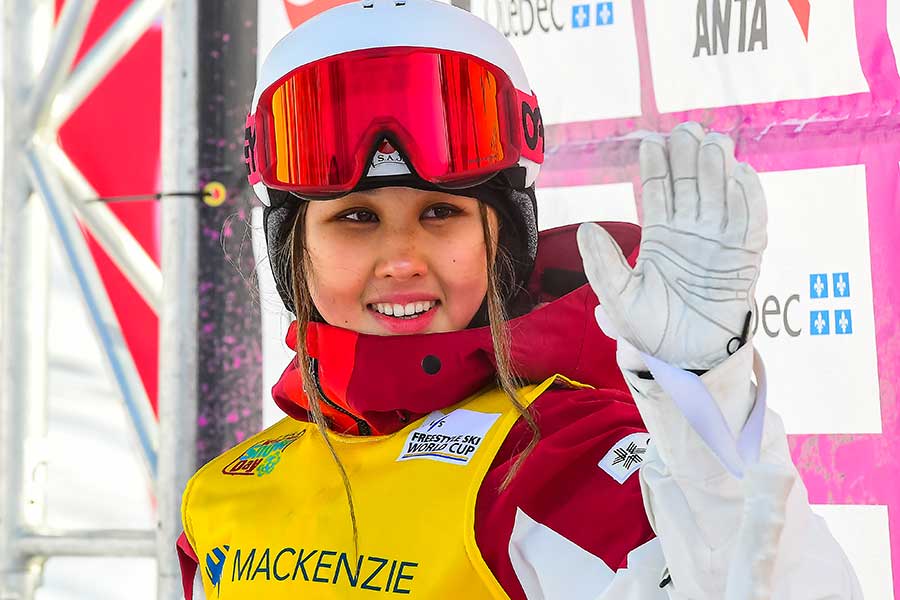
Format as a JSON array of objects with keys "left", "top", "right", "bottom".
[{"left": 343, "top": 188, "right": 387, "bottom": 200}]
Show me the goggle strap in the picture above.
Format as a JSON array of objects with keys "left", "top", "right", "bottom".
[
  {"left": 517, "top": 89, "right": 545, "bottom": 165},
  {"left": 244, "top": 113, "right": 262, "bottom": 185}
]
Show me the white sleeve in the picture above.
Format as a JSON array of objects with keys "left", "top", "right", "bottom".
[
  {"left": 616, "top": 341, "right": 862, "bottom": 599},
  {"left": 192, "top": 570, "right": 205, "bottom": 600},
  {"left": 508, "top": 343, "right": 858, "bottom": 599},
  {"left": 508, "top": 506, "right": 669, "bottom": 600}
]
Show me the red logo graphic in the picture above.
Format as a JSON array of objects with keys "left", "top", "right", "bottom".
[
  {"left": 378, "top": 139, "right": 397, "bottom": 154},
  {"left": 282, "top": 0, "right": 357, "bottom": 27},
  {"left": 787, "top": 0, "right": 810, "bottom": 40}
]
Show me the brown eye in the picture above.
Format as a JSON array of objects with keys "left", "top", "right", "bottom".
[
  {"left": 422, "top": 204, "right": 461, "bottom": 220},
  {"left": 340, "top": 209, "right": 378, "bottom": 223}
]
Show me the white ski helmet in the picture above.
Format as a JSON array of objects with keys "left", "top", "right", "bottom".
[
  {"left": 250, "top": 0, "right": 544, "bottom": 316},
  {"left": 246, "top": 0, "right": 543, "bottom": 206}
]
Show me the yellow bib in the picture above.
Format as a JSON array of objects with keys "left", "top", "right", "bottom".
[{"left": 182, "top": 374, "right": 588, "bottom": 598}]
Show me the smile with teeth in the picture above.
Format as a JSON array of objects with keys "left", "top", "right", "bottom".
[{"left": 369, "top": 300, "right": 438, "bottom": 319}]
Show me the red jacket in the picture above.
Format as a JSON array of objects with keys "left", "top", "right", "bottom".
[{"left": 178, "top": 222, "right": 656, "bottom": 599}]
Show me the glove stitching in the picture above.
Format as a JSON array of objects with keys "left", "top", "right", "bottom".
[
  {"left": 642, "top": 174, "right": 670, "bottom": 186},
  {"left": 711, "top": 143, "right": 729, "bottom": 217},
  {"left": 642, "top": 224, "right": 760, "bottom": 255},
  {"left": 640, "top": 246, "right": 760, "bottom": 280},
  {"left": 676, "top": 123, "right": 704, "bottom": 144},
  {"left": 735, "top": 177, "right": 752, "bottom": 246},
  {"left": 669, "top": 282, "right": 745, "bottom": 339},
  {"left": 656, "top": 284, "right": 673, "bottom": 356},
  {"left": 721, "top": 177, "right": 731, "bottom": 233},
  {"left": 641, "top": 165, "right": 674, "bottom": 220},
  {"left": 676, "top": 281, "right": 751, "bottom": 303}
]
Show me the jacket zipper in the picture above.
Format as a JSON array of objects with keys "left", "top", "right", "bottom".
[{"left": 310, "top": 358, "right": 372, "bottom": 436}]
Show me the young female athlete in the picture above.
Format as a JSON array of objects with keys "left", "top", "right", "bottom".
[{"left": 176, "top": 1, "right": 860, "bottom": 598}]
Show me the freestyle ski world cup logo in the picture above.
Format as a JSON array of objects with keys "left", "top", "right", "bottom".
[
  {"left": 222, "top": 431, "right": 306, "bottom": 477},
  {"left": 397, "top": 409, "right": 502, "bottom": 466}
]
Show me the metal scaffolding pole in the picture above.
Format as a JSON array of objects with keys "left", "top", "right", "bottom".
[
  {"left": 44, "top": 142, "right": 162, "bottom": 311},
  {"left": 157, "top": 0, "right": 199, "bottom": 597},
  {"left": 3, "top": 0, "right": 175, "bottom": 598},
  {"left": 49, "top": 0, "right": 167, "bottom": 131},
  {"left": 24, "top": 0, "right": 97, "bottom": 132},
  {"left": 25, "top": 146, "right": 159, "bottom": 478},
  {"left": 1, "top": 0, "right": 45, "bottom": 595},
  {"left": 18, "top": 530, "right": 155, "bottom": 557},
  {"left": 1, "top": 0, "right": 265, "bottom": 595}
]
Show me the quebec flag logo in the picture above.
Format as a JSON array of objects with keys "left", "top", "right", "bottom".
[
  {"left": 596, "top": 2, "right": 614, "bottom": 25},
  {"left": 810, "top": 310, "right": 830, "bottom": 336},
  {"left": 833, "top": 272, "right": 850, "bottom": 298},
  {"left": 572, "top": 4, "right": 590, "bottom": 28},
  {"left": 572, "top": 2, "right": 613, "bottom": 29},
  {"left": 205, "top": 545, "right": 230, "bottom": 596},
  {"left": 835, "top": 309, "right": 853, "bottom": 334},
  {"left": 809, "top": 273, "right": 828, "bottom": 299},
  {"left": 808, "top": 272, "right": 852, "bottom": 336}
]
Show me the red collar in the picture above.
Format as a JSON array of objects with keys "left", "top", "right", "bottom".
[{"left": 272, "top": 222, "right": 641, "bottom": 435}]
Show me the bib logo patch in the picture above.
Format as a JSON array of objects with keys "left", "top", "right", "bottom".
[
  {"left": 210, "top": 543, "right": 419, "bottom": 594},
  {"left": 205, "top": 545, "right": 231, "bottom": 596},
  {"left": 397, "top": 409, "right": 501, "bottom": 466},
  {"left": 598, "top": 432, "right": 650, "bottom": 484},
  {"left": 223, "top": 430, "right": 306, "bottom": 477}
]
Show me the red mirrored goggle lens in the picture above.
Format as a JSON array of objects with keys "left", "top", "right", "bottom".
[{"left": 253, "top": 47, "right": 531, "bottom": 195}]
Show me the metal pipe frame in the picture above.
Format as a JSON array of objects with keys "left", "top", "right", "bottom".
[
  {"left": 2, "top": 0, "right": 46, "bottom": 596},
  {"left": 25, "top": 146, "right": 160, "bottom": 478},
  {"left": 43, "top": 142, "right": 163, "bottom": 310},
  {"left": 157, "top": 0, "right": 198, "bottom": 598},
  {"left": 49, "top": 0, "right": 167, "bottom": 131},
  {"left": 24, "top": 0, "right": 97, "bottom": 132},
  {"left": 18, "top": 530, "right": 156, "bottom": 558},
  {"left": 2, "top": 0, "right": 185, "bottom": 598}
]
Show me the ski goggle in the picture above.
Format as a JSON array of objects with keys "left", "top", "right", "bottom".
[{"left": 244, "top": 46, "right": 544, "bottom": 199}]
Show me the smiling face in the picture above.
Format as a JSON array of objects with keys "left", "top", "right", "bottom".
[{"left": 302, "top": 187, "right": 498, "bottom": 335}]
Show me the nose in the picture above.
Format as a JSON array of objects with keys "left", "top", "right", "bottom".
[{"left": 373, "top": 226, "right": 428, "bottom": 281}]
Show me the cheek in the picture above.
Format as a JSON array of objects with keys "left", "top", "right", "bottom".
[
  {"left": 438, "top": 240, "right": 489, "bottom": 324},
  {"left": 306, "top": 237, "right": 371, "bottom": 323}
]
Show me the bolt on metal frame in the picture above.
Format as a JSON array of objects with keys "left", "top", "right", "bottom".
[{"left": 0, "top": 0, "right": 197, "bottom": 598}]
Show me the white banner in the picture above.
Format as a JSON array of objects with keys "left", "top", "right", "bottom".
[
  {"left": 754, "top": 165, "right": 881, "bottom": 434},
  {"left": 470, "top": 0, "right": 642, "bottom": 123},
  {"left": 645, "top": 0, "right": 869, "bottom": 112},
  {"left": 536, "top": 182, "right": 637, "bottom": 229}
]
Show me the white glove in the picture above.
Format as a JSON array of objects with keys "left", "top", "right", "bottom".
[{"left": 577, "top": 121, "right": 768, "bottom": 370}]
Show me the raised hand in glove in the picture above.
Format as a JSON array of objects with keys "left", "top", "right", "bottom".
[{"left": 577, "top": 121, "right": 767, "bottom": 370}]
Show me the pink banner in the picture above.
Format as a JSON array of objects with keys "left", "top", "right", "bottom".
[{"left": 533, "top": 0, "right": 899, "bottom": 593}]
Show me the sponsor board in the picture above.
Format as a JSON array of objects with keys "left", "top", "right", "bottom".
[
  {"left": 536, "top": 182, "right": 638, "bottom": 230},
  {"left": 470, "top": 0, "right": 641, "bottom": 123},
  {"left": 753, "top": 165, "right": 880, "bottom": 434},
  {"left": 644, "top": 0, "right": 868, "bottom": 112},
  {"left": 812, "top": 505, "right": 894, "bottom": 600},
  {"left": 888, "top": 0, "right": 900, "bottom": 78}
]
